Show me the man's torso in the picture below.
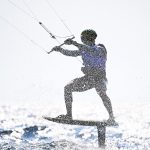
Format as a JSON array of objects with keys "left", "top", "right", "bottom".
[{"left": 80, "top": 44, "right": 107, "bottom": 77}]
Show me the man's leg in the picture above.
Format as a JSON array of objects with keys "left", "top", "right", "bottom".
[
  {"left": 95, "top": 80, "right": 115, "bottom": 120},
  {"left": 64, "top": 84, "right": 73, "bottom": 119},
  {"left": 64, "top": 75, "right": 95, "bottom": 119}
]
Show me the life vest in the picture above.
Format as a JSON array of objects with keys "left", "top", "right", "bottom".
[{"left": 81, "top": 44, "right": 107, "bottom": 70}]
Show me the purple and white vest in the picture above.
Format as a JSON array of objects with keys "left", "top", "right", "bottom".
[{"left": 81, "top": 44, "right": 107, "bottom": 70}]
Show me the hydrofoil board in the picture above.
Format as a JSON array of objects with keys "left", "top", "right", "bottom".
[{"left": 43, "top": 116, "right": 117, "bottom": 127}]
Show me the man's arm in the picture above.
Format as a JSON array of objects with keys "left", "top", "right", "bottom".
[
  {"left": 64, "top": 38, "right": 107, "bottom": 56},
  {"left": 51, "top": 46, "right": 81, "bottom": 57},
  {"left": 68, "top": 40, "right": 91, "bottom": 51},
  {"left": 59, "top": 49, "right": 81, "bottom": 57},
  {"left": 66, "top": 40, "right": 102, "bottom": 54}
]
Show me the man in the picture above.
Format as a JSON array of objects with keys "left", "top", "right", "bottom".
[{"left": 51, "top": 29, "right": 117, "bottom": 124}]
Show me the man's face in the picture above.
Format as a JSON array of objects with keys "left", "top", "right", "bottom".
[
  {"left": 81, "top": 35, "right": 94, "bottom": 45},
  {"left": 81, "top": 36, "right": 88, "bottom": 44}
]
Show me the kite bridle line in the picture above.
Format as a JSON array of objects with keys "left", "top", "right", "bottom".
[{"left": 6, "top": 0, "right": 75, "bottom": 53}]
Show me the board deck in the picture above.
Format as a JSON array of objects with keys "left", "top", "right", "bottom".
[{"left": 43, "top": 116, "right": 113, "bottom": 127}]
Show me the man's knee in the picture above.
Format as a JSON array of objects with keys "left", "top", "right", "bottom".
[
  {"left": 64, "top": 84, "right": 72, "bottom": 93},
  {"left": 100, "top": 92, "right": 106, "bottom": 99},
  {"left": 96, "top": 89, "right": 107, "bottom": 99}
]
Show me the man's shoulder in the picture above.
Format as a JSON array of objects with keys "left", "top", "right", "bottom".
[
  {"left": 97, "top": 44, "right": 107, "bottom": 55},
  {"left": 97, "top": 44, "right": 106, "bottom": 49}
]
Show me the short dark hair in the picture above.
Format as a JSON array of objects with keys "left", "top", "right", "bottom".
[{"left": 81, "top": 29, "right": 97, "bottom": 41}]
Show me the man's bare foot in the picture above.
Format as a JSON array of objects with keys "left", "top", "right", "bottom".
[
  {"left": 55, "top": 114, "right": 72, "bottom": 120},
  {"left": 107, "top": 118, "right": 119, "bottom": 126}
]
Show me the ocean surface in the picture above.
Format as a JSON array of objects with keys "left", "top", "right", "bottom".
[{"left": 0, "top": 101, "right": 150, "bottom": 150}]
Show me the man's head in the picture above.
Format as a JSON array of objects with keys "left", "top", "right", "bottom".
[{"left": 81, "top": 29, "right": 97, "bottom": 45}]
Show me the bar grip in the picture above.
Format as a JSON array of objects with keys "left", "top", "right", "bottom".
[{"left": 47, "top": 36, "right": 75, "bottom": 54}]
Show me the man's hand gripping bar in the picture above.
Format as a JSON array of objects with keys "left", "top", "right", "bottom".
[{"left": 47, "top": 36, "right": 75, "bottom": 54}]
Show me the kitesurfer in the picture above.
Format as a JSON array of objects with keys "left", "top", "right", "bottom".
[{"left": 51, "top": 29, "right": 117, "bottom": 125}]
